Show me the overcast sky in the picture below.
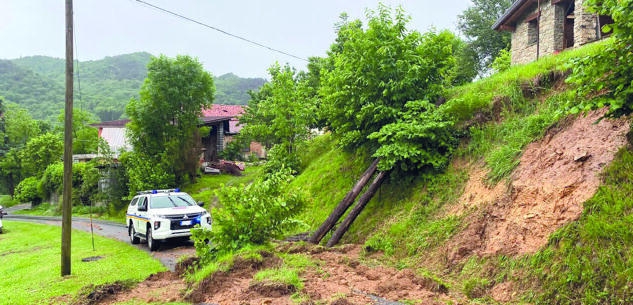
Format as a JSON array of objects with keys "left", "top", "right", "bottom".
[{"left": 1, "top": 0, "right": 472, "bottom": 79}]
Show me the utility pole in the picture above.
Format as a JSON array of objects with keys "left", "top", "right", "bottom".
[{"left": 61, "top": 0, "right": 74, "bottom": 277}]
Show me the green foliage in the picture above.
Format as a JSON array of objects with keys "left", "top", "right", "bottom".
[
  {"left": 20, "top": 132, "right": 63, "bottom": 178},
  {"left": 192, "top": 168, "right": 305, "bottom": 258},
  {"left": 320, "top": 5, "right": 459, "bottom": 150},
  {"left": 56, "top": 108, "right": 98, "bottom": 154},
  {"left": 240, "top": 63, "right": 316, "bottom": 155},
  {"left": 38, "top": 162, "right": 64, "bottom": 199},
  {"left": 120, "top": 151, "right": 175, "bottom": 198},
  {"left": 368, "top": 100, "right": 456, "bottom": 172},
  {"left": 14, "top": 176, "right": 40, "bottom": 203},
  {"left": 126, "top": 54, "right": 214, "bottom": 156},
  {"left": 491, "top": 48, "right": 511, "bottom": 73},
  {"left": 220, "top": 136, "right": 250, "bottom": 161},
  {"left": 457, "top": 0, "right": 512, "bottom": 74},
  {"left": 262, "top": 144, "right": 302, "bottom": 177},
  {"left": 565, "top": 0, "right": 633, "bottom": 118},
  {"left": 126, "top": 55, "right": 215, "bottom": 186}
]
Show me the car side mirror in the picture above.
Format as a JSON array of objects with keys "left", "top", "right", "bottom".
[
  {"left": 138, "top": 204, "right": 147, "bottom": 212},
  {"left": 197, "top": 201, "right": 205, "bottom": 207}
]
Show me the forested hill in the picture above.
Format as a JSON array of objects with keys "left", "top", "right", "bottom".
[{"left": 0, "top": 52, "right": 265, "bottom": 123}]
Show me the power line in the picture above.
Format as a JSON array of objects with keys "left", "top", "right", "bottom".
[{"left": 134, "top": 0, "right": 308, "bottom": 62}]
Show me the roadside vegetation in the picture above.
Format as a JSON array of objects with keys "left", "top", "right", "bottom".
[{"left": 0, "top": 221, "right": 164, "bottom": 305}]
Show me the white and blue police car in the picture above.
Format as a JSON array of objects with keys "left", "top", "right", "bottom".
[{"left": 126, "top": 189, "right": 212, "bottom": 251}]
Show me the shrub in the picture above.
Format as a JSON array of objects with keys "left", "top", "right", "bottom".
[
  {"left": 15, "top": 177, "right": 41, "bottom": 204},
  {"left": 262, "top": 144, "right": 302, "bottom": 177},
  {"left": 491, "top": 48, "right": 511, "bottom": 73},
  {"left": 192, "top": 167, "right": 305, "bottom": 260}
]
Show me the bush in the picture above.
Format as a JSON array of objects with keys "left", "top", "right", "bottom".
[
  {"left": 38, "top": 162, "right": 63, "bottom": 200},
  {"left": 15, "top": 177, "right": 41, "bottom": 204},
  {"left": 491, "top": 48, "right": 511, "bottom": 73},
  {"left": 192, "top": 167, "right": 305, "bottom": 260},
  {"left": 262, "top": 144, "right": 302, "bottom": 178},
  {"left": 120, "top": 151, "right": 175, "bottom": 198}
]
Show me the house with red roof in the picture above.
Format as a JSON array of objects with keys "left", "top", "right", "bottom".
[{"left": 91, "top": 104, "right": 265, "bottom": 162}]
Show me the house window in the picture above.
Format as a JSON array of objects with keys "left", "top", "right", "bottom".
[{"left": 528, "top": 19, "right": 539, "bottom": 45}]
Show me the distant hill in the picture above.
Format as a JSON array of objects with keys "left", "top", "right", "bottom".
[{"left": 0, "top": 53, "right": 265, "bottom": 123}]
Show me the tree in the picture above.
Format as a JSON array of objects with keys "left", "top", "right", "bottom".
[
  {"left": 320, "top": 5, "right": 458, "bottom": 150},
  {"left": 20, "top": 133, "right": 64, "bottom": 178},
  {"left": 126, "top": 55, "right": 215, "bottom": 184},
  {"left": 239, "top": 63, "right": 316, "bottom": 155},
  {"left": 56, "top": 108, "right": 98, "bottom": 154},
  {"left": 0, "top": 103, "right": 42, "bottom": 196},
  {"left": 457, "top": 0, "right": 512, "bottom": 74},
  {"left": 565, "top": 0, "right": 633, "bottom": 118}
]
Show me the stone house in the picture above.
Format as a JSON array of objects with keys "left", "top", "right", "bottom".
[{"left": 493, "top": 0, "right": 614, "bottom": 65}]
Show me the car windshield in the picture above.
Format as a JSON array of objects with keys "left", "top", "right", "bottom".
[{"left": 150, "top": 194, "right": 197, "bottom": 209}]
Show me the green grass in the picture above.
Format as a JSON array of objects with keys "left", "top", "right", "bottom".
[
  {"left": 253, "top": 267, "right": 304, "bottom": 291},
  {"left": 0, "top": 221, "right": 165, "bottom": 305},
  {"left": 182, "top": 165, "right": 262, "bottom": 206}
]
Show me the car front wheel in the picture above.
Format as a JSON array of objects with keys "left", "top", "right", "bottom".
[
  {"left": 129, "top": 224, "right": 140, "bottom": 244},
  {"left": 147, "top": 227, "right": 159, "bottom": 252}
]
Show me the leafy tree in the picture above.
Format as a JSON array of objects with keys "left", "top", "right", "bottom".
[
  {"left": 20, "top": 133, "right": 64, "bottom": 178},
  {"left": 126, "top": 55, "right": 215, "bottom": 184},
  {"left": 119, "top": 151, "right": 175, "bottom": 198},
  {"left": 0, "top": 104, "right": 42, "bottom": 196},
  {"left": 565, "top": 0, "right": 633, "bottom": 118},
  {"left": 240, "top": 63, "right": 316, "bottom": 155},
  {"left": 457, "top": 0, "right": 512, "bottom": 74},
  {"left": 368, "top": 100, "right": 456, "bottom": 171},
  {"left": 191, "top": 167, "right": 305, "bottom": 258},
  {"left": 320, "top": 5, "right": 458, "bottom": 150},
  {"left": 56, "top": 108, "right": 99, "bottom": 154}
]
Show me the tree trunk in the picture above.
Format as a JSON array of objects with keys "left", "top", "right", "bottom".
[
  {"left": 308, "top": 157, "right": 381, "bottom": 245},
  {"left": 325, "top": 170, "right": 390, "bottom": 247}
]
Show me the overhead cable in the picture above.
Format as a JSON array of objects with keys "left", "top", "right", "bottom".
[{"left": 134, "top": 0, "right": 308, "bottom": 62}]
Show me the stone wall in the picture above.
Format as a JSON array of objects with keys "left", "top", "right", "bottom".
[{"left": 511, "top": 0, "right": 600, "bottom": 65}]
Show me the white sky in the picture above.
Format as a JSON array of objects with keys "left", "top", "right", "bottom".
[{"left": 0, "top": 0, "right": 472, "bottom": 78}]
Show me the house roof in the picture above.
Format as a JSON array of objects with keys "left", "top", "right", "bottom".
[
  {"left": 201, "top": 104, "right": 245, "bottom": 117},
  {"left": 200, "top": 116, "right": 233, "bottom": 124},
  {"left": 492, "top": 0, "right": 539, "bottom": 31},
  {"left": 89, "top": 119, "right": 130, "bottom": 128}
]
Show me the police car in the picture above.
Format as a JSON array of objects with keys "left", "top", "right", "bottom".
[{"left": 126, "top": 189, "right": 212, "bottom": 251}]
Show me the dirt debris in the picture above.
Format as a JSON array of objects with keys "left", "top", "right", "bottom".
[
  {"left": 99, "top": 272, "right": 184, "bottom": 305},
  {"left": 446, "top": 109, "right": 630, "bottom": 261}
]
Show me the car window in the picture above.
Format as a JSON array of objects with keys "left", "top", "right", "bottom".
[
  {"left": 129, "top": 198, "right": 139, "bottom": 207},
  {"left": 149, "top": 194, "right": 196, "bottom": 209}
]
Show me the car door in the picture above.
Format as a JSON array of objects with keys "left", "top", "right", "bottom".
[
  {"left": 127, "top": 197, "right": 139, "bottom": 229},
  {"left": 137, "top": 196, "right": 149, "bottom": 235}
]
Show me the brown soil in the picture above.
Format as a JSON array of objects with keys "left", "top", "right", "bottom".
[
  {"left": 445, "top": 109, "right": 630, "bottom": 263},
  {"left": 99, "top": 272, "right": 185, "bottom": 305},
  {"left": 95, "top": 243, "right": 459, "bottom": 305}
]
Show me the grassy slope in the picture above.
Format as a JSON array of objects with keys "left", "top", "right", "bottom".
[
  {"left": 293, "top": 40, "right": 628, "bottom": 303},
  {"left": 0, "top": 221, "right": 164, "bottom": 305},
  {"left": 183, "top": 165, "right": 262, "bottom": 206}
]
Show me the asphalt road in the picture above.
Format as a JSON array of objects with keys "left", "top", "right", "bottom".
[{"left": 3, "top": 204, "right": 195, "bottom": 271}]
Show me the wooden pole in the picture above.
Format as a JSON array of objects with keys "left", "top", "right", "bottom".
[
  {"left": 61, "top": 0, "right": 74, "bottom": 277},
  {"left": 308, "top": 157, "right": 381, "bottom": 245},
  {"left": 326, "top": 170, "right": 390, "bottom": 247}
]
